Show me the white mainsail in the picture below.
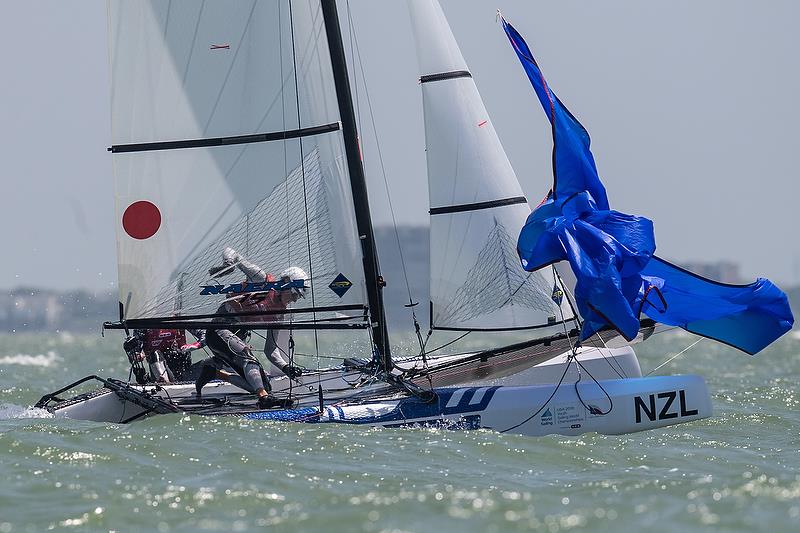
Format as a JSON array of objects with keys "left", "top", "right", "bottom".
[
  {"left": 109, "top": 1, "right": 366, "bottom": 322},
  {"left": 408, "top": 0, "right": 575, "bottom": 331}
]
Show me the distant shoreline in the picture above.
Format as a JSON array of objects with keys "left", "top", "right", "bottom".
[{"left": 3, "top": 226, "right": 796, "bottom": 332}]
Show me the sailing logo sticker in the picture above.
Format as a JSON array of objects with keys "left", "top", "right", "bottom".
[
  {"left": 551, "top": 282, "right": 564, "bottom": 305},
  {"left": 540, "top": 408, "right": 554, "bottom": 426},
  {"left": 328, "top": 273, "right": 352, "bottom": 298},
  {"left": 199, "top": 279, "right": 305, "bottom": 296}
]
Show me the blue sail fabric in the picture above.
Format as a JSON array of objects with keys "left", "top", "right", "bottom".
[
  {"left": 641, "top": 258, "right": 794, "bottom": 354},
  {"left": 502, "top": 18, "right": 793, "bottom": 354}
]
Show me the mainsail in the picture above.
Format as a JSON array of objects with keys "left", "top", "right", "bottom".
[
  {"left": 408, "top": 0, "right": 574, "bottom": 332},
  {"left": 108, "top": 1, "right": 375, "bottom": 332}
]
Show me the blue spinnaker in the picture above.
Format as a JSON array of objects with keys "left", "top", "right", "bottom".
[{"left": 502, "top": 17, "right": 793, "bottom": 354}]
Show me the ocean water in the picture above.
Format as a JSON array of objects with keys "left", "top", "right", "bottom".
[{"left": 0, "top": 330, "right": 798, "bottom": 532}]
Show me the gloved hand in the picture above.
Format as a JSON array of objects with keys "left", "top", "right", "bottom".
[
  {"left": 127, "top": 350, "right": 145, "bottom": 364},
  {"left": 209, "top": 247, "right": 242, "bottom": 277},
  {"left": 123, "top": 335, "right": 142, "bottom": 354},
  {"left": 282, "top": 365, "right": 303, "bottom": 380},
  {"left": 123, "top": 336, "right": 144, "bottom": 364},
  {"left": 179, "top": 341, "right": 202, "bottom": 355},
  {"left": 222, "top": 247, "right": 243, "bottom": 266}
]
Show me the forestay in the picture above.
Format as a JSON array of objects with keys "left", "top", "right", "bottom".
[
  {"left": 408, "top": 0, "right": 574, "bottom": 331},
  {"left": 109, "top": 1, "right": 366, "bottom": 324}
]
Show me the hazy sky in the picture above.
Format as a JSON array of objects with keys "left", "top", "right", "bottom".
[{"left": 2, "top": 0, "right": 798, "bottom": 291}]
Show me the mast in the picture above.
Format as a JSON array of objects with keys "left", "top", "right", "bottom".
[{"left": 320, "top": 0, "right": 391, "bottom": 369}]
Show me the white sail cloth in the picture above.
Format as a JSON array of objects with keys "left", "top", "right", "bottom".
[
  {"left": 109, "top": 1, "right": 365, "bottom": 321},
  {"left": 408, "top": 0, "right": 575, "bottom": 331}
]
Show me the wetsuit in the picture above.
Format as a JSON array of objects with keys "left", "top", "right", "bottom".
[{"left": 199, "top": 255, "right": 291, "bottom": 394}]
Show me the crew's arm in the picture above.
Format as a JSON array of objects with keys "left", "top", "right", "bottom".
[
  {"left": 264, "top": 328, "right": 303, "bottom": 379},
  {"left": 123, "top": 330, "right": 146, "bottom": 362},
  {"left": 263, "top": 328, "right": 291, "bottom": 373},
  {"left": 223, "top": 247, "right": 267, "bottom": 282},
  {"left": 180, "top": 329, "right": 206, "bottom": 353}
]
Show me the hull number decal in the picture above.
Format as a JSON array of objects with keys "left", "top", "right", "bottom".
[{"left": 634, "top": 390, "right": 698, "bottom": 423}]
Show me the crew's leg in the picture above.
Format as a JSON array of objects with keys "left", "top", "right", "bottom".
[
  {"left": 219, "top": 369, "right": 257, "bottom": 393},
  {"left": 211, "top": 329, "right": 270, "bottom": 400},
  {"left": 197, "top": 330, "right": 231, "bottom": 395},
  {"left": 194, "top": 355, "right": 221, "bottom": 396}
]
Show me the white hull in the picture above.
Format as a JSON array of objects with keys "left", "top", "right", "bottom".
[
  {"left": 252, "top": 375, "right": 711, "bottom": 437},
  {"left": 37, "top": 346, "right": 712, "bottom": 436}
]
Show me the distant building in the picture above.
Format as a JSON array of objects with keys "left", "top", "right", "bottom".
[
  {"left": 1, "top": 288, "right": 117, "bottom": 333},
  {"left": 675, "top": 260, "right": 743, "bottom": 284}
]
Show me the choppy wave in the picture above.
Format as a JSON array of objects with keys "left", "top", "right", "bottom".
[
  {"left": 0, "top": 403, "right": 53, "bottom": 419},
  {"left": 0, "top": 332, "right": 798, "bottom": 531},
  {"left": 0, "top": 351, "right": 61, "bottom": 367}
]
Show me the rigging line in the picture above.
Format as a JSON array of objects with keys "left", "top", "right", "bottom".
[
  {"left": 181, "top": 0, "right": 206, "bottom": 84},
  {"left": 591, "top": 331, "right": 628, "bottom": 379},
  {"left": 219, "top": 7, "right": 327, "bottom": 186},
  {"left": 162, "top": 145, "right": 332, "bottom": 286},
  {"left": 345, "top": 1, "right": 360, "bottom": 135},
  {"left": 556, "top": 269, "right": 621, "bottom": 380},
  {"left": 182, "top": 18, "right": 329, "bottom": 238},
  {"left": 557, "top": 290, "right": 579, "bottom": 359},
  {"left": 424, "top": 331, "right": 471, "bottom": 356},
  {"left": 580, "top": 298, "right": 628, "bottom": 379},
  {"left": 202, "top": 0, "right": 258, "bottom": 133},
  {"left": 280, "top": 0, "right": 291, "bottom": 273},
  {"left": 288, "top": 0, "right": 322, "bottom": 382},
  {"left": 572, "top": 357, "right": 614, "bottom": 416},
  {"left": 645, "top": 338, "right": 704, "bottom": 377},
  {"left": 553, "top": 265, "right": 582, "bottom": 330},
  {"left": 553, "top": 265, "right": 625, "bottom": 379},
  {"left": 554, "top": 266, "right": 627, "bottom": 378},
  {"left": 497, "top": 353, "right": 573, "bottom": 434},
  {"left": 153, "top": 4, "right": 304, "bottom": 341},
  {"left": 163, "top": 0, "right": 173, "bottom": 39},
  {"left": 347, "top": 5, "right": 417, "bottom": 312}
]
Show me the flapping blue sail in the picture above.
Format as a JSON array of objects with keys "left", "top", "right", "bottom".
[{"left": 501, "top": 17, "right": 793, "bottom": 354}]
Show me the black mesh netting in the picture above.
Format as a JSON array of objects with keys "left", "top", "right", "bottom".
[{"left": 138, "top": 148, "right": 355, "bottom": 319}]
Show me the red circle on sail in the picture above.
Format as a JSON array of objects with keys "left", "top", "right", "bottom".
[{"left": 122, "top": 201, "right": 161, "bottom": 240}]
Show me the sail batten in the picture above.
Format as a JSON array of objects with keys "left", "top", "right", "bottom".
[
  {"left": 110, "top": 122, "right": 341, "bottom": 153},
  {"left": 419, "top": 70, "right": 472, "bottom": 84},
  {"left": 430, "top": 196, "right": 528, "bottom": 216},
  {"left": 105, "top": 320, "right": 369, "bottom": 331}
]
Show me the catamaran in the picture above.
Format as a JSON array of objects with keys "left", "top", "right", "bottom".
[{"left": 36, "top": 0, "right": 792, "bottom": 437}]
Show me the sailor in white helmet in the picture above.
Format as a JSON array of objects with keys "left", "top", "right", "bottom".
[
  {"left": 195, "top": 247, "right": 308, "bottom": 409},
  {"left": 262, "top": 266, "right": 307, "bottom": 379}
]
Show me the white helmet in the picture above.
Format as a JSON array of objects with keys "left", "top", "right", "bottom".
[{"left": 279, "top": 266, "right": 309, "bottom": 298}]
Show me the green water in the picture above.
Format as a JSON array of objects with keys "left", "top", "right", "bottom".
[{"left": 0, "top": 331, "right": 798, "bottom": 532}]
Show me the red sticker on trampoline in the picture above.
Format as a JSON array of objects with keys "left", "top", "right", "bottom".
[{"left": 122, "top": 201, "right": 161, "bottom": 240}]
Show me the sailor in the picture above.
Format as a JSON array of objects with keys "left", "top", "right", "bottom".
[
  {"left": 195, "top": 247, "right": 306, "bottom": 409},
  {"left": 122, "top": 329, "right": 205, "bottom": 383}
]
